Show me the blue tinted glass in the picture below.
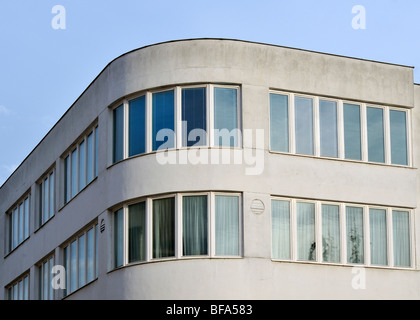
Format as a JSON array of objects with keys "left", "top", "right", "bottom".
[
  {"left": 113, "top": 105, "right": 124, "bottom": 163},
  {"left": 129, "top": 96, "right": 146, "bottom": 156},
  {"left": 153, "top": 90, "right": 175, "bottom": 151},
  {"left": 367, "top": 107, "right": 385, "bottom": 163},
  {"left": 343, "top": 103, "right": 361, "bottom": 160},
  {"left": 182, "top": 88, "right": 207, "bottom": 147},
  {"left": 319, "top": 100, "right": 338, "bottom": 158},
  {"left": 390, "top": 110, "right": 408, "bottom": 165},
  {"left": 270, "top": 94, "right": 289, "bottom": 152},
  {"left": 214, "top": 87, "right": 238, "bottom": 147},
  {"left": 295, "top": 97, "right": 314, "bottom": 155}
]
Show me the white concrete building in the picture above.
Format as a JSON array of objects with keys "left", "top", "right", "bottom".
[{"left": 1, "top": 39, "right": 419, "bottom": 300}]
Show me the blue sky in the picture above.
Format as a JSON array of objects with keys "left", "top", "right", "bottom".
[{"left": 0, "top": 0, "right": 419, "bottom": 185}]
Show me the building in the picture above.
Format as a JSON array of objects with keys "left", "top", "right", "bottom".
[{"left": 0, "top": 38, "right": 419, "bottom": 300}]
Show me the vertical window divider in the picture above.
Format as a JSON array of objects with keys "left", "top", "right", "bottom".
[
  {"left": 315, "top": 201, "right": 322, "bottom": 263},
  {"left": 123, "top": 99, "right": 129, "bottom": 160},
  {"left": 363, "top": 205, "right": 370, "bottom": 267},
  {"left": 175, "top": 194, "right": 182, "bottom": 259},
  {"left": 290, "top": 199, "right": 297, "bottom": 261},
  {"left": 175, "top": 86, "right": 182, "bottom": 150},
  {"left": 339, "top": 203, "right": 346, "bottom": 264},
  {"left": 337, "top": 100, "right": 345, "bottom": 159},
  {"left": 289, "top": 93, "right": 296, "bottom": 154},
  {"left": 314, "top": 97, "right": 321, "bottom": 157},
  {"left": 360, "top": 103, "right": 368, "bottom": 162},
  {"left": 209, "top": 85, "right": 215, "bottom": 147},
  {"left": 386, "top": 208, "right": 394, "bottom": 267},
  {"left": 384, "top": 106, "right": 391, "bottom": 165},
  {"left": 146, "top": 92, "right": 152, "bottom": 154}
]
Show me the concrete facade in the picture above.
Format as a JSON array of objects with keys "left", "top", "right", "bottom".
[{"left": 0, "top": 39, "right": 419, "bottom": 300}]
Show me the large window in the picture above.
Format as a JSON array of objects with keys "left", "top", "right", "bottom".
[
  {"left": 269, "top": 91, "right": 410, "bottom": 166},
  {"left": 7, "top": 273, "right": 29, "bottom": 300},
  {"left": 113, "top": 192, "right": 241, "bottom": 268},
  {"left": 63, "top": 224, "right": 98, "bottom": 296},
  {"left": 8, "top": 194, "right": 30, "bottom": 252},
  {"left": 111, "top": 84, "right": 241, "bottom": 164},
  {"left": 38, "top": 169, "right": 55, "bottom": 226},
  {"left": 38, "top": 255, "right": 55, "bottom": 300},
  {"left": 271, "top": 197, "right": 412, "bottom": 268},
  {"left": 64, "top": 126, "right": 98, "bottom": 204}
]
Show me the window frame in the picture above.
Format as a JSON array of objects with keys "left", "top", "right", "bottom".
[
  {"left": 6, "top": 273, "right": 30, "bottom": 300},
  {"left": 7, "top": 193, "right": 31, "bottom": 253},
  {"left": 37, "top": 167, "right": 56, "bottom": 228},
  {"left": 37, "top": 254, "right": 55, "bottom": 300}
]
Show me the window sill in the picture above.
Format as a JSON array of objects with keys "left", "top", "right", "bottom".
[
  {"left": 58, "top": 176, "right": 98, "bottom": 212},
  {"left": 4, "top": 236, "right": 30, "bottom": 259}
]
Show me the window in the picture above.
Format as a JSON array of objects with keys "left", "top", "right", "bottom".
[
  {"left": 129, "top": 96, "right": 146, "bottom": 156},
  {"left": 113, "top": 192, "right": 241, "bottom": 268},
  {"left": 113, "top": 105, "right": 124, "bottom": 163},
  {"left": 343, "top": 103, "right": 362, "bottom": 160},
  {"left": 214, "top": 87, "right": 239, "bottom": 147},
  {"left": 39, "top": 170, "right": 55, "bottom": 226},
  {"left": 182, "top": 87, "right": 207, "bottom": 147},
  {"left": 271, "top": 197, "right": 412, "bottom": 269},
  {"left": 367, "top": 107, "right": 385, "bottom": 163},
  {"left": 8, "top": 194, "right": 30, "bottom": 252},
  {"left": 38, "top": 255, "right": 54, "bottom": 300},
  {"left": 390, "top": 110, "right": 408, "bottom": 165},
  {"left": 64, "top": 126, "right": 98, "bottom": 204},
  {"left": 153, "top": 90, "right": 175, "bottom": 151},
  {"left": 270, "top": 93, "right": 289, "bottom": 152},
  {"left": 295, "top": 96, "right": 314, "bottom": 155},
  {"left": 7, "top": 274, "right": 29, "bottom": 300},
  {"left": 63, "top": 224, "right": 98, "bottom": 296},
  {"left": 319, "top": 100, "right": 338, "bottom": 158}
]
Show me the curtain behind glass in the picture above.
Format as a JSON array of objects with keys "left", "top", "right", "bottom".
[
  {"left": 183, "top": 196, "right": 208, "bottom": 256},
  {"left": 346, "top": 206, "right": 364, "bottom": 264},
  {"left": 214, "top": 88, "right": 238, "bottom": 147},
  {"left": 296, "top": 202, "right": 316, "bottom": 261},
  {"left": 369, "top": 209, "right": 387, "bottom": 265},
  {"left": 393, "top": 210, "right": 410, "bottom": 267},
  {"left": 390, "top": 110, "right": 408, "bottom": 165},
  {"left": 322, "top": 204, "right": 340, "bottom": 263},
  {"left": 215, "top": 195, "right": 239, "bottom": 256},
  {"left": 367, "top": 107, "right": 385, "bottom": 163},
  {"left": 129, "top": 202, "right": 146, "bottom": 263},
  {"left": 271, "top": 200, "right": 290, "bottom": 260},
  {"left": 153, "top": 198, "right": 175, "bottom": 258}
]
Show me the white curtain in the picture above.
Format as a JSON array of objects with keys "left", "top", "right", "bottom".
[
  {"left": 129, "top": 202, "right": 146, "bottom": 263},
  {"left": 393, "top": 210, "right": 410, "bottom": 267},
  {"left": 153, "top": 198, "right": 175, "bottom": 258},
  {"left": 215, "top": 195, "right": 239, "bottom": 256},
  {"left": 369, "top": 209, "right": 387, "bottom": 265},
  {"left": 322, "top": 204, "right": 340, "bottom": 263},
  {"left": 183, "top": 196, "right": 208, "bottom": 256},
  {"left": 346, "top": 207, "right": 364, "bottom": 264},
  {"left": 271, "top": 200, "right": 290, "bottom": 260},
  {"left": 296, "top": 202, "right": 316, "bottom": 261}
]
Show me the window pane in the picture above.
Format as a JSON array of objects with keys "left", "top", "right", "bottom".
[
  {"left": 87, "top": 133, "right": 94, "bottom": 183},
  {"left": 87, "top": 228, "right": 95, "bottom": 283},
  {"left": 270, "top": 94, "right": 289, "bottom": 152},
  {"left": 95, "top": 224, "right": 98, "bottom": 278},
  {"left": 346, "top": 206, "right": 364, "bottom": 264},
  {"left": 13, "top": 284, "right": 18, "bottom": 300},
  {"left": 214, "top": 87, "right": 238, "bottom": 147},
  {"left": 390, "top": 110, "right": 408, "bottom": 165},
  {"left": 367, "top": 107, "right": 385, "bottom": 163},
  {"left": 70, "top": 240, "right": 77, "bottom": 293},
  {"left": 44, "top": 177, "right": 49, "bottom": 223},
  {"left": 296, "top": 202, "right": 316, "bottom": 261},
  {"left": 322, "top": 204, "right": 340, "bottom": 263},
  {"left": 113, "top": 104, "right": 124, "bottom": 163},
  {"left": 182, "top": 87, "right": 207, "bottom": 147},
  {"left": 18, "top": 281, "right": 23, "bottom": 300},
  {"left": 78, "top": 234, "right": 86, "bottom": 287},
  {"left": 152, "top": 90, "right": 175, "bottom": 151},
  {"left": 271, "top": 200, "right": 290, "bottom": 260},
  {"left": 393, "top": 210, "right": 410, "bottom": 267},
  {"left": 153, "top": 198, "right": 175, "bottom": 258},
  {"left": 24, "top": 276, "right": 29, "bottom": 300},
  {"left": 114, "top": 208, "right": 124, "bottom": 268},
  {"left": 64, "top": 156, "right": 70, "bottom": 203},
  {"left": 71, "top": 149, "right": 78, "bottom": 198},
  {"left": 24, "top": 197, "right": 29, "bottom": 239},
  {"left": 94, "top": 127, "right": 98, "bottom": 177},
  {"left": 129, "top": 202, "right": 146, "bottom": 263},
  {"left": 49, "top": 173, "right": 54, "bottom": 219},
  {"left": 295, "top": 97, "right": 314, "bottom": 155},
  {"left": 18, "top": 203, "right": 24, "bottom": 244},
  {"left": 129, "top": 96, "right": 146, "bottom": 156},
  {"left": 79, "top": 140, "right": 86, "bottom": 191},
  {"left": 13, "top": 208, "right": 18, "bottom": 249},
  {"left": 43, "top": 261, "right": 48, "bottom": 300},
  {"left": 344, "top": 103, "right": 362, "bottom": 160},
  {"left": 369, "top": 209, "right": 387, "bottom": 266},
  {"left": 48, "top": 258, "right": 54, "bottom": 300},
  {"left": 64, "top": 246, "right": 69, "bottom": 296},
  {"left": 183, "top": 195, "right": 208, "bottom": 256},
  {"left": 215, "top": 195, "right": 239, "bottom": 256},
  {"left": 319, "top": 100, "right": 338, "bottom": 157}
]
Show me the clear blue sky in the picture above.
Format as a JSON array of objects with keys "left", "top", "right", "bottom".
[{"left": 0, "top": 0, "right": 419, "bottom": 185}]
